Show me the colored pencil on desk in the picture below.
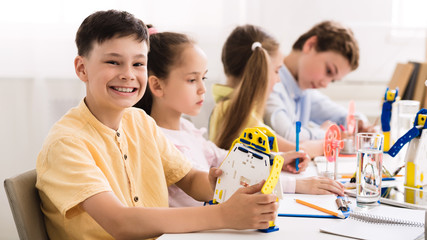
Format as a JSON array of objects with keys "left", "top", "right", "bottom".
[
  {"left": 340, "top": 174, "right": 403, "bottom": 179},
  {"left": 295, "top": 121, "right": 301, "bottom": 171},
  {"left": 295, "top": 199, "right": 345, "bottom": 219}
]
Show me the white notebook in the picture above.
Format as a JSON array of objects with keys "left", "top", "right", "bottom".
[
  {"left": 319, "top": 204, "right": 425, "bottom": 240},
  {"left": 278, "top": 194, "right": 341, "bottom": 218}
]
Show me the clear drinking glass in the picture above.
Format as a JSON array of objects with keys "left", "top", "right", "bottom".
[{"left": 356, "top": 133, "right": 384, "bottom": 207}]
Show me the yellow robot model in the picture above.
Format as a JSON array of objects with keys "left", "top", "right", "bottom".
[{"left": 212, "top": 127, "right": 284, "bottom": 233}]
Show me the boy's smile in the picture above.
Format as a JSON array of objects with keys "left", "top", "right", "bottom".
[{"left": 74, "top": 35, "right": 148, "bottom": 129}]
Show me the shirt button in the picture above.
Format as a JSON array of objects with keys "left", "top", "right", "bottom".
[
  {"left": 124, "top": 154, "right": 127, "bottom": 160},
  {"left": 134, "top": 196, "right": 139, "bottom": 202},
  {"left": 116, "top": 132, "right": 120, "bottom": 137}
]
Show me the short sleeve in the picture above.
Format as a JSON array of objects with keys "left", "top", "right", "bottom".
[{"left": 37, "top": 138, "right": 112, "bottom": 217}]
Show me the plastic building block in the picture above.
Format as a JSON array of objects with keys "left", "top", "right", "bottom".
[
  {"left": 322, "top": 124, "right": 344, "bottom": 180},
  {"left": 381, "top": 87, "right": 398, "bottom": 152},
  {"left": 388, "top": 109, "right": 427, "bottom": 157},
  {"left": 212, "top": 127, "right": 285, "bottom": 232},
  {"left": 346, "top": 101, "right": 356, "bottom": 135},
  {"left": 324, "top": 124, "right": 344, "bottom": 162}
]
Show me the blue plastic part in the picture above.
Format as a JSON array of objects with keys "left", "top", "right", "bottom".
[
  {"left": 387, "top": 109, "right": 427, "bottom": 157},
  {"left": 240, "top": 138, "right": 251, "bottom": 145},
  {"left": 387, "top": 127, "right": 420, "bottom": 157},
  {"left": 268, "top": 136, "right": 275, "bottom": 150},
  {"left": 251, "top": 142, "right": 266, "bottom": 152},
  {"left": 204, "top": 200, "right": 217, "bottom": 206},
  {"left": 381, "top": 87, "right": 398, "bottom": 132},
  {"left": 381, "top": 101, "right": 393, "bottom": 132},
  {"left": 258, "top": 225, "right": 279, "bottom": 233}
]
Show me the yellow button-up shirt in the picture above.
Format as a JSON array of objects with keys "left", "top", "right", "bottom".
[{"left": 36, "top": 100, "right": 192, "bottom": 240}]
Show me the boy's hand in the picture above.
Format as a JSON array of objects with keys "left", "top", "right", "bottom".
[
  {"left": 357, "top": 119, "right": 377, "bottom": 133},
  {"left": 219, "top": 181, "right": 278, "bottom": 230},
  {"left": 300, "top": 139, "right": 324, "bottom": 158},
  {"left": 295, "top": 176, "right": 345, "bottom": 196},
  {"left": 208, "top": 167, "right": 223, "bottom": 191},
  {"left": 281, "top": 151, "right": 310, "bottom": 173},
  {"left": 320, "top": 120, "right": 334, "bottom": 130}
]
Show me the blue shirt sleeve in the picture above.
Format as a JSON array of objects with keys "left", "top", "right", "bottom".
[
  {"left": 309, "top": 90, "right": 348, "bottom": 125},
  {"left": 265, "top": 82, "right": 314, "bottom": 141}
]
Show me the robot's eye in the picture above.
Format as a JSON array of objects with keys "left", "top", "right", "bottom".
[
  {"left": 258, "top": 137, "right": 263, "bottom": 144},
  {"left": 248, "top": 133, "right": 253, "bottom": 139}
]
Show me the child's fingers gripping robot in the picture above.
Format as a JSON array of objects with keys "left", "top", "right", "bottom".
[{"left": 211, "top": 127, "right": 284, "bottom": 233}]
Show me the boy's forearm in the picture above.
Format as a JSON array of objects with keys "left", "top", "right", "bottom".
[
  {"left": 83, "top": 191, "right": 227, "bottom": 239},
  {"left": 128, "top": 205, "right": 226, "bottom": 235}
]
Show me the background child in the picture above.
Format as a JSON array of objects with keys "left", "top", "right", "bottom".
[
  {"left": 208, "top": 24, "right": 344, "bottom": 195},
  {"left": 36, "top": 10, "right": 279, "bottom": 240},
  {"left": 264, "top": 21, "right": 373, "bottom": 142},
  {"left": 209, "top": 24, "right": 324, "bottom": 159},
  {"left": 134, "top": 29, "right": 228, "bottom": 207}
]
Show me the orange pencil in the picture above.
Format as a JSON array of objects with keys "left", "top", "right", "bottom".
[{"left": 295, "top": 199, "right": 345, "bottom": 219}]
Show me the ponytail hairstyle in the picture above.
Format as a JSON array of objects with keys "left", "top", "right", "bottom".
[
  {"left": 292, "top": 21, "right": 359, "bottom": 70},
  {"left": 133, "top": 25, "right": 194, "bottom": 114},
  {"left": 214, "top": 24, "right": 279, "bottom": 149}
]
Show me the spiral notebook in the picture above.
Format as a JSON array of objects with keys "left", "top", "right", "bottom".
[{"left": 319, "top": 204, "right": 425, "bottom": 240}]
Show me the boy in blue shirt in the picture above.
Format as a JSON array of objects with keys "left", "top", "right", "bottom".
[{"left": 264, "top": 21, "right": 372, "bottom": 142}]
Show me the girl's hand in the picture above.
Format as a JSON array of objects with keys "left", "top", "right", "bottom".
[
  {"left": 295, "top": 176, "right": 345, "bottom": 196},
  {"left": 208, "top": 167, "right": 223, "bottom": 191},
  {"left": 281, "top": 151, "right": 310, "bottom": 173}
]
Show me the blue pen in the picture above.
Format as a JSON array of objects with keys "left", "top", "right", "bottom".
[{"left": 295, "top": 121, "right": 301, "bottom": 171}]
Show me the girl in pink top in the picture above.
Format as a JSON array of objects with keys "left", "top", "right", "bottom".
[
  {"left": 134, "top": 27, "right": 344, "bottom": 207},
  {"left": 134, "top": 28, "right": 228, "bottom": 207}
]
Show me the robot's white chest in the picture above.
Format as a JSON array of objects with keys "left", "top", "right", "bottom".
[{"left": 213, "top": 143, "right": 272, "bottom": 203}]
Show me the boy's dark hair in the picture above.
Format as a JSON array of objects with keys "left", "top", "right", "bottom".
[
  {"left": 75, "top": 10, "right": 149, "bottom": 57},
  {"left": 133, "top": 27, "right": 194, "bottom": 115},
  {"left": 292, "top": 21, "right": 359, "bottom": 70}
]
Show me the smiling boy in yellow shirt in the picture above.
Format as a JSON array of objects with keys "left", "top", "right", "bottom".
[{"left": 36, "top": 10, "right": 278, "bottom": 240}]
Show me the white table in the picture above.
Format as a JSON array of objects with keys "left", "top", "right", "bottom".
[
  {"left": 158, "top": 161, "right": 425, "bottom": 240},
  {"left": 158, "top": 216, "right": 350, "bottom": 240}
]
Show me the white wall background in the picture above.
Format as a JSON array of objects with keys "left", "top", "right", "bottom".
[{"left": 1, "top": 0, "right": 426, "bottom": 239}]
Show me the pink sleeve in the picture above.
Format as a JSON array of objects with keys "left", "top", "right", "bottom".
[
  {"left": 203, "top": 140, "right": 228, "bottom": 168},
  {"left": 183, "top": 119, "right": 227, "bottom": 168}
]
